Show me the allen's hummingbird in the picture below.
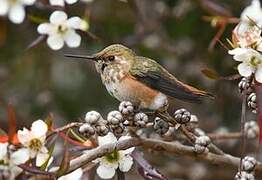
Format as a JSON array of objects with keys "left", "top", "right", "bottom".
[{"left": 65, "top": 44, "right": 213, "bottom": 110}]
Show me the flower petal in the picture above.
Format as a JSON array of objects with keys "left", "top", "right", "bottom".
[
  {"left": 255, "top": 67, "right": 262, "bottom": 83},
  {"left": 228, "top": 48, "right": 246, "bottom": 56},
  {"left": 66, "top": 17, "right": 82, "bottom": 29},
  {"left": 65, "top": 0, "right": 78, "bottom": 4},
  {"left": 238, "top": 63, "right": 254, "bottom": 77},
  {"left": 36, "top": 152, "right": 49, "bottom": 167},
  {"left": 31, "top": 120, "right": 48, "bottom": 139},
  {"left": 241, "top": 0, "right": 262, "bottom": 26},
  {"left": 257, "top": 41, "right": 262, "bottom": 52},
  {"left": 120, "top": 147, "right": 135, "bottom": 155},
  {"left": 37, "top": 23, "right": 55, "bottom": 35},
  {"left": 0, "top": 0, "right": 8, "bottom": 15},
  {"left": 96, "top": 165, "right": 116, "bottom": 179},
  {"left": 0, "top": 142, "right": 8, "bottom": 160},
  {"left": 8, "top": 4, "right": 25, "bottom": 24},
  {"left": 17, "top": 128, "right": 31, "bottom": 146},
  {"left": 64, "top": 30, "right": 81, "bottom": 48},
  {"left": 119, "top": 155, "right": 133, "bottom": 172},
  {"left": 98, "top": 132, "right": 117, "bottom": 146},
  {"left": 50, "top": 11, "right": 67, "bottom": 24},
  {"left": 10, "top": 166, "right": 23, "bottom": 177},
  {"left": 21, "top": 0, "right": 36, "bottom": 5},
  {"left": 49, "top": 0, "right": 65, "bottom": 6},
  {"left": 11, "top": 148, "right": 30, "bottom": 165},
  {"left": 58, "top": 168, "right": 83, "bottom": 180},
  {"left": 47, "top": 34, "right": 64, "bottom": 50}
]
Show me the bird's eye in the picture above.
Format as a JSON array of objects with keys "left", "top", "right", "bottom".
[{"left": 108, "top": 56, "right": 115, "bottom": 61}]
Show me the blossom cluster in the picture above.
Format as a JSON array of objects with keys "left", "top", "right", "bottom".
[
  {"left": 228, "top": 0, "right": 262, "bottom": 83},
  {"left": 0, "top": 0, "right": 92, "bottom": 50},
  {"left": 0, "top": 120, "right": 83, "bottom": 179}
]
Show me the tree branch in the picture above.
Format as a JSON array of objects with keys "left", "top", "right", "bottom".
[{"left": 68, "top": 137, "right": 262, "bottom": 174}]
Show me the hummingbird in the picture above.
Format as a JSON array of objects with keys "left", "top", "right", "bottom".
[{"left": 65, "top": 44, "right": 213, "bottom": 111}]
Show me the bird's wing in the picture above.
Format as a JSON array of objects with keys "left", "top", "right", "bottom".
[{"left": 130, "top": 56, "right": 213, "bottom": 103}]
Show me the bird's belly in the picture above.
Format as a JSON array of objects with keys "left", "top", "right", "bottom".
[{"left": 104, "top": 76, "right": 168, "bottom": 110}]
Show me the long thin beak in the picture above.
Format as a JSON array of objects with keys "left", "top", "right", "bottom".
[{"left": 64, "top": 54, "right": 98, "bottom": 61}]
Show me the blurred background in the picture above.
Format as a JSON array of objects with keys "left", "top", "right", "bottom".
[{"left": 0, "top": 0, "right": 260, "bottom": 179}]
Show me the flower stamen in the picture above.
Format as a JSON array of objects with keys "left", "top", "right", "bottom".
[
  {"left": 28, "top": 138, "right": 42, "bottom": 151},
  {"left": 105, "top": 150, "right": 120, "bottom": 163}
]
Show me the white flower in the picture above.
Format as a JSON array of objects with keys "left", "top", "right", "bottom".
[
  {"left": 58, "top": 168, "right": 83, "bottom": 180},
  {"left": 0, "top": 142, "right": 29, "bottom": 178},
  {"left": 228, "top": 47, "right": 262, "bottom": 83},
  {"left": 94, "top": 133, "right": 135, "bottom": 179},
  {"left": 0, "top": 0, "right": 36, "bottom": 24},
  {"left": 17, "top": 119, "right": 49, "bottom": 167},
  {"left": 49, "top": 0, "right": 79, "bottom": 6},
  {"left": 241, "top": 0, "right": 262, "bottom": 27},
  {"left": 37, "top": 11, "right": 88, "bottom": 50},
  {"left": 232, "top": 24, "right": 262, "bottom": 49},
  {"left": 231, "top": 0, "right": 262, "bottom": 50},
  {"left": 0, "top": 142, "right": 8, "bottom": 161}
]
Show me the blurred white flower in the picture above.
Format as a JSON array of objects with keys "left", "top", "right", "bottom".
[
  {"left": 0, "top": 0, "right": 36, "bottom": 24},
  {"left": 0, "top": 142, "right": 29, "bottom": 179},
  {"left": 81, "top": 0, "right": 94, "bottom": 3},
  {"left": 241, "top": 0, "right": 262, "bottom": 27},
  {"left": 228, "top": 47, "right": 262, "bottom": 83},
  {"left": 245, "top": 120, "right": 259, "bottom": 138},
  {"left": 232, "top": 0, "right": 262, "bottom": 50},
  {"left": 93, "top": 132, "right": 135, "bottom": 179},
  {"left": 17, "top": 119, "right": 49, "bottom": 167},
  {"left": 49, "top": 0, "right": 79, "bottom": 6},
  {"left": 58, "top": 168, "right": 83, "bottom": 180},
  {"left": 37, "top": 11, "right": 88, "bottom": 50}
]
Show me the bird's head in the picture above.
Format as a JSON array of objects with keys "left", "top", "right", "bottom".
[{"left": 65, "top": 44, "right": 136, "bottom": 73}]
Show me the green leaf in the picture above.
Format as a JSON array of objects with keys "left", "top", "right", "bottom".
[
  {"left": 28, "top": 15, "right": 48, "bottom": 24},
  {"left": 57, "top": 131, "right": 70, "bottom": 177},
  {"left": 226, "top": 38, "right": 235, "bottom": 49},
  {"left": 69, "top": 129, "right": 86, "bottom": 143},
  {"left": 0, "top": 128, "right": 7, "bottom": 136},
  {"left": 45, "top": 113, "right": 54, "bottom": 131},
  {"left": 201, "top": 68, "right": 220, "bottom": 80},
  {"left": 40, "top": 136, "right": 57, "bottom": 171}
]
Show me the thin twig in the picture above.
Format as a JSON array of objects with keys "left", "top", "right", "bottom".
[
  {"left": 53, "top": 122, "right": 84, "bottom": 133},
  {"left": 208, "top": 132, "right": 242, "bottom": 140},
  {"left": 239, "top": 92, "right": 247, "bottom": 172}
]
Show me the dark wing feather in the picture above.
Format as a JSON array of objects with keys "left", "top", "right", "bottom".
[{"left": 130, "top": 56, "right": 213, "bottom": 103}]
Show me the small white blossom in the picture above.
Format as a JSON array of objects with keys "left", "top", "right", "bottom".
[
  {"left": 49, "top": 0, "right": 79, "bottom": 7},
  {"left": 93, "top": 133, "right": 135, "bottom": 179},
  {"left": 0, "top": 0, "right": 36, "bottom": 24},
  {"left": 228, "top": 47, "right": 262, "bottom": 83},
  {"left": 235, "top": 171, "right": 255, "bottom": 180},
  {"left": 0, "top": 142, "right": 29, "bottom": 179},
  {"left": 245, "top": 121, "right": 259, "bottom": 138},
  {"left": 58, "top": 168, "right": 83, "bottom": 180},
  {"left": 232, "top": 25, "right": 262, "bottom": 50},
  {"left": 85, "top": 111, "right": 102, "bottom": 124},
  {"left": 17, "top": 120, "right": 49, "bottom": 167},
  {"left": 194, "top": 136, "right": 211, "bottom": 154},
  {"left": 242, "top": 156, "right": 257, "bottom": 172},
  {"left": 37, "top": 11, "right": 88, "bottom": 50}
]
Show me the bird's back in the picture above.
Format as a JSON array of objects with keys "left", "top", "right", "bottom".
[{"left": 130, "top": 56, "right": 213, "bottom": 103}]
